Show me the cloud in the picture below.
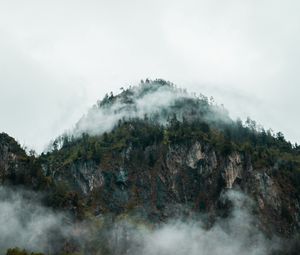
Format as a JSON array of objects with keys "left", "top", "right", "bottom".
[
  {"left": 72, "top": 83, "right": 189, "bottom": 136},
  {"left": 70, "top": 81, "right": 230, "bottom": 139},
  {"left": 83, "top": 190, "right": 280, "bottom": 255},
  {"left": 0, "top": 186, "right": 69, "bottom": 254},
  {"left": 0, "top": 184, "right": 291, "bottom": 254}
]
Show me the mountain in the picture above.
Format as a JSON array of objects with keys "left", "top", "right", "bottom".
[
  {"left": 0, "top": 133, "right": 46, "bottom": 188},
  {"left": 1, "top": 79, "right": 300, "bottom": 255}
]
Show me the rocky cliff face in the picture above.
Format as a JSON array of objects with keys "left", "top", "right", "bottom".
[
  {"left": 41, "top": 137, "right": 300, "bottom": 237},
  {"left": 0, "top": 133, "right": 43, "bottom": 188},
  {"left": 0, "top": 133, "right": 23, "bottom": 182}
]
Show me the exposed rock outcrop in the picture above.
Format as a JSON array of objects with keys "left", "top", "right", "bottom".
[{"left": 41, "top": 138, "right": 300, "bottom": 236}]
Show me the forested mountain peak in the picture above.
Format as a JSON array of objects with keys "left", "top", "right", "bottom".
[
  {"left": 72, "top": 79, "right": 230, "bottom": 138},
  {"left": 1, "top": 81, "right": 300, "bottom": 255}
]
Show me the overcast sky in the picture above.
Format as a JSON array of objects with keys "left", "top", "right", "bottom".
[{"left": 0, "top": 0, "right": 299, "bottom": 152}]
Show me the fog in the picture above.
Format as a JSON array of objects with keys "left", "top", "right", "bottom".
[
  {"left": 71, "top": 81, "right": 228, "bottom": 139},
  {"left": 73, "top": 82, "right": 191, "bottom": 137},
  {"left": 0, "top": 186, "right": 69, "bottom": 254},
  {"left": 0, "top": 185, "right": 282, "bottom": 254},
  {"left": 81, "top": 190, "right": 280, "bottom": 255}
]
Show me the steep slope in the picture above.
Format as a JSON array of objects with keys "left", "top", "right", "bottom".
[
  {"left": 0, "top": 133, "right": 46, "bottom": 188},
  {"left": 40, "top": 80, "right": 300, "bottom": 237}
]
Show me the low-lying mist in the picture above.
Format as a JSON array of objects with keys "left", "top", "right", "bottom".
[
  {"left": 91, "top": 190, "right": 280, "bottom": 255},
  {"left": 0, "top": 186, "right": 286, "bottom": 255},
  {"left": 0, "top": 186, "right": 69, "bottom": 254}
]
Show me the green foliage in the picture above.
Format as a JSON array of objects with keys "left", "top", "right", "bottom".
[
  {"left": 6, "top": 248, "right": 44, "bottom": 255},
  {"left": 0, "top": 133, "right": 27, "bottom": 158},
  {"left": 6, "top": 248, "right": 82, "bottom": 255}
]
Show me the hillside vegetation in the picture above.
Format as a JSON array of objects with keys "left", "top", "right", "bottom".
[{"left": 1, "top": 79, "right": 300, "bottom": 254}]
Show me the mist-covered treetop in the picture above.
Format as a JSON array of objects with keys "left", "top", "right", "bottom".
[
  {"left": 47, "top": 79, "right": 300, "bottom": 171},
  {"left": 72, "top": 79, "right": 232, "bottom": 138}
]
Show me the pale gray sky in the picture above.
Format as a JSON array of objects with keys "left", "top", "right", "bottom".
[{"left": 0, "top": 0, "right": 299, "bottom": 152}]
